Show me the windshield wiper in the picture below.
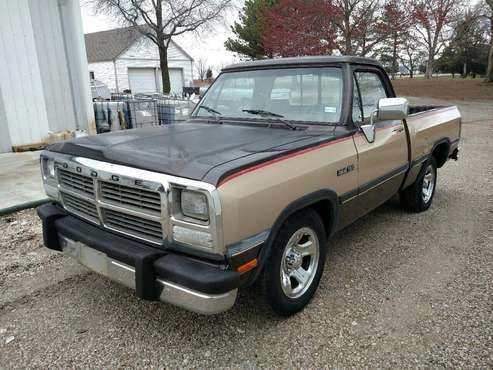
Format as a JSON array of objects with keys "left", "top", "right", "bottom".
[
  {"left": 197, "top": 105, "right": 222, "bottom": 123},
  {"left": 242, "top": 109, "right": 297, "bottom": 130}
]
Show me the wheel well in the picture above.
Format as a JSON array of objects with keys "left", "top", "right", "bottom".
[
  {"left": 432, "top": 142, "right": 449, "bottom": 168},
  {"left": 247, "top": 193, "right": 337, "bottom": 286},
  {"left": 309, "top": 200, "right": 334, "bottom": 237}
]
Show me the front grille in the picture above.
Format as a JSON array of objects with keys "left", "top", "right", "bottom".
[
  {"left": 61, "top": 192, "right": 99, "bottom": 222},
  {"left": 57, "top": 165, "right": 165, "bottom": 245},
  {"left": 58, "top": 169, "right": 95, "bottom": 197},
  {"left": 100, "top": 181, "right": 161, "bottom": 214},
  {"left": 103, "top": 209, "right": 163, "bottom": 243}
]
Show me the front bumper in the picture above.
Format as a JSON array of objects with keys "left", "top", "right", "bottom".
[{"left": 38, "top": 203, "right": 240, "bottom": 315}]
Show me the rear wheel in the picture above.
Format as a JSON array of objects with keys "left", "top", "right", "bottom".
[
  {"left": 400, "top": 158, "right": 437, "bottom": 212},
  {"left": 262, "top": 209, "right": 327, "bottom": 316}
]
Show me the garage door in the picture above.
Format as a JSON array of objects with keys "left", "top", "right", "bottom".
[
  {"left": 128, "top": 68, "right": 157, "bottom": 94},
  {"left": 169, "top": 69, "right": 184, "bottom": 95},
  {"left": 158, "top": 68, "right": 184, "bottom": 95}
]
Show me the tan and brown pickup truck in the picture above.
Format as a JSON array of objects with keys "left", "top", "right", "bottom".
[{"left": 37, "top": 56, "right": 460, "bottom": 315}]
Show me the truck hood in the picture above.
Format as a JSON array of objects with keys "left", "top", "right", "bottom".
[{"left": 48, "top": 122, "right": 348, "bottom": 185}]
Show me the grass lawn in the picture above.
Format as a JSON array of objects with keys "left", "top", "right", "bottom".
[{"left": 392, "top": 77, "right": 493, "bottom": 101}]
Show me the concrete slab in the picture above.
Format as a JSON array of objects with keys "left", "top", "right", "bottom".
[{"left": 0, "top": 151, "right": 48, "bottom": 214}]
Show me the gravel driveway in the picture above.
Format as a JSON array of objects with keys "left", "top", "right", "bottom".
[{"left": 0, "top": 99, "right": 492, "bottom": 369}]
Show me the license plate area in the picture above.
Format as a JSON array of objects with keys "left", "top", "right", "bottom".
[
  {"left": 59, "top": 235, "right": 136, "bottom": 289},
  {"left": 61, "top": 236, "right": 108, "bottom": 275},
  {"left": 81, "top": 246, "right": 108, "bottom": 275}
]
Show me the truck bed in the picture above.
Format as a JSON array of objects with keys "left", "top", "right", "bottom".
[
  {"left": 409, "top": 105, "right": 446, "bottom": 115},
  {"left": 405, "top": 105, "right": 461, "bottom": 165}
]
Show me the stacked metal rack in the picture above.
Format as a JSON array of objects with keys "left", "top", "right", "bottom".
[
  {"left": 154, "top": 96, "right": 196, "bottom": 125},
  {"left": 94, "top": 93, "right": 197, "bottom": 134},
  {"left": 126, "top": 99, "right": 159, "bottom": 128}
]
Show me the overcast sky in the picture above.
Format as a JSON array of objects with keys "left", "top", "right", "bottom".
[{"left": 80, "top": 2, "right": 241, "bottom": 74}]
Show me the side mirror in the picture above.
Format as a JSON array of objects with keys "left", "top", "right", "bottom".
[
  {"left": 377, "top": 97, "right": 409, "bottom": 121},
  {"left": 360, "top": 97, "right": 409, "bottom": 144}
]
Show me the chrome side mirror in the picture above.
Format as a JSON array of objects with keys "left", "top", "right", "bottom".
[
  {"left": 360, "top": 98, "right": 409, "bottom": 144},
  {"left": 377, "top": 97, "right": 409, "bottom": 121}
]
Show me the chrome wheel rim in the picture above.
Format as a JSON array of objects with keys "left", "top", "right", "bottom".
[
  {"left": 280, "top": 227, "right": 320, "bottom": 299},
  {"left": 422, "top": 164, "right": 435, "bottom": 204}
]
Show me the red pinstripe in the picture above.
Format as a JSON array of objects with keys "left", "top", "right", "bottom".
[
  {"left": 217, "top": 124, "right": 402, "bottom": 186},
  {"left": 218, "top": 135, "right": 354, "bottom": 186}
]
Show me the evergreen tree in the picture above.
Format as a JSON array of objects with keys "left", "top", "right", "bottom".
[{"left": 224, "top": 0, "right": 275, "bottom": 59}]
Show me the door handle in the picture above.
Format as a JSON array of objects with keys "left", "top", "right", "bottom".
[{"left": 392, "top": 126, "right": 404, "bottom": 133}]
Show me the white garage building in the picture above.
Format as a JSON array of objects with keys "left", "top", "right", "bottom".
[{"left": 85, "top": 26, "right": 194, "bottom": 95}]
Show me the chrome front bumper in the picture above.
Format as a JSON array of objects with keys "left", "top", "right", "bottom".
[{"left": 61, "top": 236, "right": 237, "bottom": 315}]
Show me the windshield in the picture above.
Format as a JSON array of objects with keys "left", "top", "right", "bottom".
[{"left": 193, "top": 67, "right": 344, "bottom": 124}]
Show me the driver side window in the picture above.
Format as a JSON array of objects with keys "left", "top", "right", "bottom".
[{"left": 352, "top": 71, "right": 388, "bottom": 124}]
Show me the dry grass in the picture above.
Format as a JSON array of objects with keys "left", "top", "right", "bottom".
[{"left": 392, "top": 77, "right": 493, "bottom": 101}]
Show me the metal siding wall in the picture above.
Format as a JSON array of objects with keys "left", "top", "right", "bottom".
[
  {"left": 0, "top": 0, "right": 51, "bottom": 146},
  {"left": 29, "top": 0, "right": 77, "bottom": 133},
  {"left": 0, "top": 87, "right": 12, "bottom": 152},
  {"left": 58, "top": 0, "right": 96, "bottom": 133}
]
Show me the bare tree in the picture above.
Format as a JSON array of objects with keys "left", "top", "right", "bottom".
[
  {"left": 89, "top": 0, "right": 231, "bottom": 93},
  {"left": 195, "top": 58, "right": 208, "bottom": 81},
  {"left": 213, "top": 62, "right": 229, "bottom": 76},
  {"left": 399, "top": 34, "right": 426, "bottom": 78},
  {"left": 485, "top": 0, "right": 493, "bottom": 81},
  {"left": 332, "top": 0, "right": 388, "bottom": 56},
  {"left": 412, "top": 0, "right": 459, "bottom": 78}
]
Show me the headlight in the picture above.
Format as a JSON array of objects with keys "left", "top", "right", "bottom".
[
  {"left": 180, "top": 190, "right": 209, "bottom": 221},
  {"left": 40, "top": 156, "right": 59, "bottom": 200},
  {"left": 42, "top": 158, "right": 56, "bottom": 179}
]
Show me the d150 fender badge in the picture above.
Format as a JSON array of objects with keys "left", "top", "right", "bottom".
[{"left": 337, "top": 164, "right": 355, "bottom": 176}]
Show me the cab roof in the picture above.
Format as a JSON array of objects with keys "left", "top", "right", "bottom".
[{"left": 222, "top": 55, "right": 382, "bottom": 71}]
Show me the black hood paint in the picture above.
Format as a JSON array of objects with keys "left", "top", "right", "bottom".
[{"left": 48, "top": 122, "right": 351, "bottom": 185}]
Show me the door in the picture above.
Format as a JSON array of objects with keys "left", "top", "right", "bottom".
[
  {"left": 128, "top": 68, "right": 157, "bottom": 94},
  {"left": 352, "top": 68, "right": 409, "bottom": 213},
  {"left": 169, "top": 68, "right": 184, "bottom": 95},
  {"left": 158, "top": 68, "right": 184, "bottom": 95}
]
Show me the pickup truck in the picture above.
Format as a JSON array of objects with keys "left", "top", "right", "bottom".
[{"left": 37, "top": 56, "right": 461, "bottom": 316}]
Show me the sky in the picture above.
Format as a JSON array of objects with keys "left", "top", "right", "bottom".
[{"left": 80, "top": 2, "right": 241, "bottom": 74}]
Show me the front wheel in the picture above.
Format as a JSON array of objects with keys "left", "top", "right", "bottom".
[
  {"left": 400, "top": 158, "right": 437, "bottom": 212},
  {"left": 262, "top": 209, "right": 327, "bottom": 316}
]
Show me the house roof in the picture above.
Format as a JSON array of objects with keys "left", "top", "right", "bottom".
[
  {"left": 84, "top": 25, "right": 193, "bottom": 63},
  {"left": 85, "top": 26, "right": 143, "bottom": 63},
  {"left": 223, "top": 56, "right": 382, "bottom": 71}
]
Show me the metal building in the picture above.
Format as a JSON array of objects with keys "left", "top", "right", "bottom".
[{"left": 0, "top": 0, "right": 94, "bottom": 153}]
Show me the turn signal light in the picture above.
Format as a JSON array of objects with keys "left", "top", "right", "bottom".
[{"left": 237, "top": 258, "right": 258, "bottom": 274}]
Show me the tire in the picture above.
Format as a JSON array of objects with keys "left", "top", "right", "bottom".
[
  {"left": 262, "top": 209, "right": 327, "bottom": 316},
  {"left": 399, "top": 158, "right": 437, "bottom": 212}
]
